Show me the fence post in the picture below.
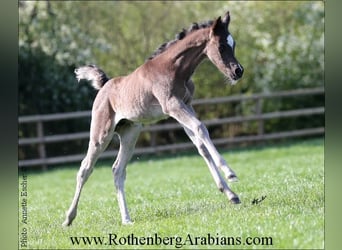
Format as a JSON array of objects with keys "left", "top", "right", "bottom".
[
  {"left": 37, "top": 121, "right": 47, "bottom": 170},
  {"left": 256, "top": 98, "right": 264, "bottom": 136},
  {"left": 150, "top": 131, "right": 156, "bottom": 147}
]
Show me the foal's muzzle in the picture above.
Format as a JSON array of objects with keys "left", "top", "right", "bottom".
[
  {"left": 235, "top": 64, "right": 244, "bottom": 78},
  {"left": 229, "top": 63, "right": 244, "bottom": 82}
]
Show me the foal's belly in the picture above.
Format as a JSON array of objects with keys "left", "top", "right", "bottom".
[
  {"left": 138, "top": 104, "right": 169, "bottom": 125},
  {"left": 116, "top": 102, "right": 168, "bottom": 125}
]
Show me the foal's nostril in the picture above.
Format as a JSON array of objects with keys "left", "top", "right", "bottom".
[{"left": 235, "top": 67, "right": 243, "bottom": 78}]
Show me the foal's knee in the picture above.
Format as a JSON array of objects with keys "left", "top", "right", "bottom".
[{"left": 196, "top": 123, "right": 210, "bottom": 139}]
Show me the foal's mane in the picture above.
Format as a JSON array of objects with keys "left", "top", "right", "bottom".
[{"left": 146, "top": 20, "right": 214, "bottom": 61}]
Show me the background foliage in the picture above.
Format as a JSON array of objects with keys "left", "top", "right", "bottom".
[{"left": 18, "top": 1, "right": 324, "bottom": 160}]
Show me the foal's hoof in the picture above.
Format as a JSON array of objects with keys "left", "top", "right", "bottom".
[
  {"left": 62, "top": 219, "right": 72, "bottom": 227},
  {"left": 230, "top": 197, "right": 241, "bottom": 204},
  {"left": 227, "top": 174, "right": 239, "bottom": 182},
  {"left": 122, "top": 220, "right": 134, "bottom": 225}
]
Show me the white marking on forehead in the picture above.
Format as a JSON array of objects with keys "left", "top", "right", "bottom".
[{"left": 227, "top": 34, "right": 234, "bottom": 48}]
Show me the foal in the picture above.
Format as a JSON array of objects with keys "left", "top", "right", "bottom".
[{"left": 63, "top": 11, "right": 244, "bottom": 226}]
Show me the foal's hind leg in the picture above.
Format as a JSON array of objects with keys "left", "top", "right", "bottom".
[
  {"left": 112, "top": 121, "right": 142, "bottom": 224},
  {"left": 62, "top": 111, "right": 115, "bottom": 226}
]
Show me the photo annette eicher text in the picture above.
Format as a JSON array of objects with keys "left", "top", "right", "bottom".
[
  {"left": 69, "top": 233, "right": 273, "bottom": 248},
  {"left": 20, "top": 170, "right": 28, "bottom": 248}
]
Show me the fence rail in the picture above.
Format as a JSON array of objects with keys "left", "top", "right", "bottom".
[{"left": 18, "top": 87, "right": 324, "bottom": 168}]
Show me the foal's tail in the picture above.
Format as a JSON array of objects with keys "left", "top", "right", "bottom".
[{"left": 74, "top": 65, "right": 109, "bottom": 90}]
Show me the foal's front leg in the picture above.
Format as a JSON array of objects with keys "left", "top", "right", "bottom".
[
  {"left": 165, "top": 98, "right": 240, "bottom": 204},
  {"left": 184, "top": 105, "right": 238, "bottom": 182}
]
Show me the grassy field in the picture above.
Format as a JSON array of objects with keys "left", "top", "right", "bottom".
[{"left": 19, "top": 138, "right": 324, "bottom": 249}]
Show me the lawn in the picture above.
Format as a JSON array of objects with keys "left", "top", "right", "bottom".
[{"left": 18, "top": 138, "right": 324, "bottom": 249}]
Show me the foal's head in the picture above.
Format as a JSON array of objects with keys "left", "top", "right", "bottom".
[{"left": 205, "top": 11, "right": 244, "bottom": 84}]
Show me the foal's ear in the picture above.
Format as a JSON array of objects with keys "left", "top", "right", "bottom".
[
  {"left": 222, "top": 11, "right": 230, "bottom": 28},
  {"left": 211, "top": 16, "right": 223, "bottom": 36}
]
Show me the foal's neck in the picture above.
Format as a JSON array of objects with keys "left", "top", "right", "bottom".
[{"left": 162, "top": 28, "right": 210, "bottom": 80}]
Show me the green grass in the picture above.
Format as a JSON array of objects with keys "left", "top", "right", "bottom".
[{"left": 19, "top": 138, "right": 324, "bottom": 249}]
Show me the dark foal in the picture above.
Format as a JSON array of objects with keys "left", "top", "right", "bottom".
[{"left": 63, "top": 11, "right": 244, "bottom": 226}]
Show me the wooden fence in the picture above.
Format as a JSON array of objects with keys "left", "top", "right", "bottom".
[{"left": 18, "top": 87, "right": 324, "bottom": 168}]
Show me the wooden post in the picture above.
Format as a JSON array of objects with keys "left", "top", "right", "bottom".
[
  {"left": 37, "top": 121, "right": 47, "bottom": 170},
  {"left": 150, "top": 130, "right": 156, "bottom": 147},
  {"left": 256, "top": 98, "right": 264, "bottom": 136}
]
